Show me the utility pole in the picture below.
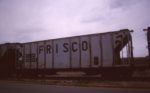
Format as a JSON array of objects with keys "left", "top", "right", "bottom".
[{"left": 143, "top": 27, "right": 150, "bottom": 66}]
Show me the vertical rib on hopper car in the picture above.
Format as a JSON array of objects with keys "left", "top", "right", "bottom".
[{"left": 0, "top": 29, "right": 133, "bottom": 77}]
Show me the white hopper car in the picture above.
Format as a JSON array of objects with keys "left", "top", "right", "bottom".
[{"left": 0, "top": 29, "right": 134, "bottom": 78}]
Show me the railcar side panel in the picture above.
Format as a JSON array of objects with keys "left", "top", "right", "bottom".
[
  {"left": 15, "top": 45, "right": 23, "bottom": 69},
  {"left": 70, "top": 37, "right": 80, "bottom": 68},
  {"left": 30, "top": 43, "right": 37, "bottom": 69},
  {"left": 38, "top": 42, "right": 45, "bottom": 69},
  {"left": 90, "top": 35, "right": 101, "bottom": 67},
  {"left": 54, "top": 39, "right": 70, "bottom": 68},
  {"left": 24, "top": 44, "right": 31, "bottom": 69},
  {"left": 45, "top": 41, "right": 53, "bottom": 69},
  {"left": 102, "top": 34, "right": 113, "bottom": 67},
  {"left": 80, "top": 36, "right": 90, "bottom": 68}
]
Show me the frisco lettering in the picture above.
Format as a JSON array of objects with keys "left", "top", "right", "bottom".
[{"left": 39, "top": 41, "right": 88, "bottom": 54}]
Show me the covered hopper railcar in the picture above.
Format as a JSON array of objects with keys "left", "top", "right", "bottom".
[{"left": 0, "top": 29, "right": 133, "bottom": 78}]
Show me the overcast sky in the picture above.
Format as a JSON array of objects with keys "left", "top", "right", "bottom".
[{"left": 0, "top": 0, "right": 150, "bottom": 57}]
